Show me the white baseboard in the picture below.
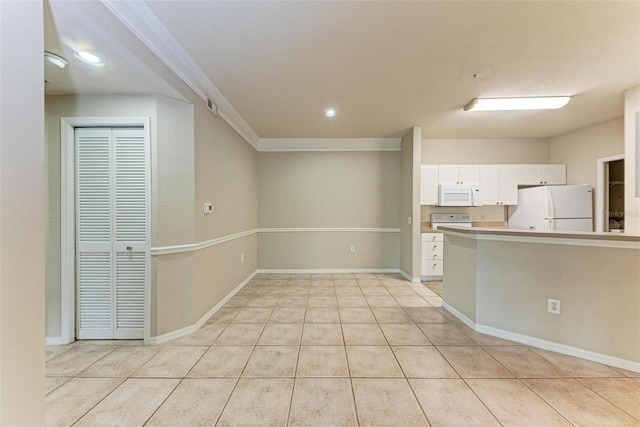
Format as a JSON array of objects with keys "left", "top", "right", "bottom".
[
  {"left": 441, "top": 302, "right": 640, "bottom": 374},
  {"left": 45, "top": 337, "right": 65, "bottom": 346},
  {"left": 399, "top": 269, "right": 421, "bottom": 283},
  {"left": 256, "top": 268, "right": 399, "bottom": 274},
  {"left": 475, "top": 324, "right": 640, "bottom": 374},
  {"left": 149, "top": 270, "right": 257, "bottom": 345},
  {"left": 442, "top": 302, "right": 476, "bottom": 330}
]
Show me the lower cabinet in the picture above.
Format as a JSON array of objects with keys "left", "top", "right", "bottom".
[{"left": 421, "top": 232, "right": 443, "bottom": 277}]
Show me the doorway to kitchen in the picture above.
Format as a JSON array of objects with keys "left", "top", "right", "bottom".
[
  {"left": 596, "top": 154, "right": 625, "bottom": 232},
  {"left": 60, "top": 117, "right": 151, "bottom": 344}
]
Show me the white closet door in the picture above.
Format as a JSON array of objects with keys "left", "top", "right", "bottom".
[
  {"left": 113, "top": 129, "right": 147, "bottom": 339},
  {"left": 76, "top": 127, "right": 147, "bottom": 340}
]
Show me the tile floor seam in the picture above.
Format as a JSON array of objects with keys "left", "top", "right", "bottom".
[
  {"left": 516, "top": 377, "right": 579, "bottom": 426},
  {"left": 574, "top": 378, "right": 640, "bottom": 423},
  {"left": 459, "top": 378, "right": 507, "bottom": 427},
  {"left": 211, "top": 377, "right": 243, "bottom": 426},
  {"left": 67, "top": 376, "right": 127, "bottom": 427},
  {"left": 140, "top": 377, "right": 183, "bottom": 426}
]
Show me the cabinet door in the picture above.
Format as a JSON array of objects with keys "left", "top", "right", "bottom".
[
  {"left": 480, "top": 165, "right": 500, "bottom": 205},
  {"left": 500, "top": 166, "right": 519, "bottom": 205},
  {"left": 420, "top": 165, "right": 438, "bottom": 205},
  {"left": 519, "top": 165, "right": 543, "bottom": 185},
  {"left": 544, "top": 165, "right": 566, "bottom": 184},
  {"left": 438, "top": 165, "right": 459, "bottom": 184},
  {"left": 458, "top": 165, "right": 480, "bottom": 184}
]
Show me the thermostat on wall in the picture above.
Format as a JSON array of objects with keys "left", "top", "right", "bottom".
[{"left": 203, "top": 203, "right": 213, "bottom": 214}]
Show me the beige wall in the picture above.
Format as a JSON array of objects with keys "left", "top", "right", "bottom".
[
  {"left": 400, "top": 128, "right": 422, "bottom": 279},
  {"left": 257, "top": 150, "right": 400, "bottom": 269},
  {"left": 624, "top": 85, "right": 640, "bottom": 233},
  {"left": 44, "top": 95, "right": 159, "bottom": 338},
  {"left": 45, "top": 93, "right": 259, "bottom": 339},
  {"left": 0, "top": 1, "right": 46, "bottom": 424},
  {"left": 444, "top": 233, "right": 640, "bottom": 365},
  {"left": 421, "top": 138, "right": 550, "bottom": 164},
  {"left": 549, "top": 116, "right": 624, "bottom": 188}
]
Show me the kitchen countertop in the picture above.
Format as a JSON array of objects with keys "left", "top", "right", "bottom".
[{"left": 437, "top": 225, "right": 640, "bottom": 242}]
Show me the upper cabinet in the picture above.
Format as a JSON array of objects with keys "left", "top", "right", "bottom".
[
  {"left": 420, "top": 165, "right": 438, "bottom": 205},
  {"left": 480, "top": 165, "right": 518, "bottom": 205},
  {"left": 437, "top": 165, "right": 480, "bottom": 184},
  {"left": 420, "top": 163, "right": 566, "bottom": 205},
  {"left": 518, "top": 164, "right": 566, "bottom": 185}
]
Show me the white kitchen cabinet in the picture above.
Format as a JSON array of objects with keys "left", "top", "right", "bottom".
[
  {"left": 518, "top": 164, "right": 566, "bottom": 185},
  {"left": 420, "top": 165, "right": 438, "bottom": 205},
  {"left": 480, "top": 165, "right": 518, "bottom": 205},
  {"left": 421, "top": 232, "right": 443, "bottom": 277},
  {"left": 438, "top": 165, "right": 480, "bottom": 184}
]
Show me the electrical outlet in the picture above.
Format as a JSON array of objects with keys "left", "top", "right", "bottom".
[
  {"left": 203, "top": 203, "right": 213, "bottom": 215},
  {"left": 349, "top": 245, "right": 356, "bottom": 253},
  {"left": 548, "top": 298, "right": 561, "bottom": 314},
  {"left": 240, "top": 253, "right": 245, "bottom": 263}
]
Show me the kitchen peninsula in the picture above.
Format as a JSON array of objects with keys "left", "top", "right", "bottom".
[{"left": 439, "top": 226, "right": 640, "bottom": 372}]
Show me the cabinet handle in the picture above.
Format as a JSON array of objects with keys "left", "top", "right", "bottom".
[{"left": 433, "top": 245, "right": 437, "bottom": 249}]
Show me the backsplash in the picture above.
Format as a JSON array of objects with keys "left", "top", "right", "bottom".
[{"left": 420, "top": 205, "right": 507, "bottom": 223}]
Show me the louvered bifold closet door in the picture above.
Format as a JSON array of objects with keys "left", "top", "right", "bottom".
[
  {"left": 113, "top": 128, "right": 147, "bottom": 339},
  {"left": 76, "top": 127, "right": 147, "bottom": 340},
  {"left": 76, "top": 128, "right": 114, "bottom": 339}
]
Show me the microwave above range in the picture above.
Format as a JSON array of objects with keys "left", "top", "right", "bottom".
[{"left": 438, "top": 184, "right": 482, "bottom": 207}]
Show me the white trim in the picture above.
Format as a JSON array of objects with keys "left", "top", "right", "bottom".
[
  {"left": 258, "top": 138, "right": 401, "bottom": 152},
  {"left": 45, "top": 337, "right": 65, "bottom": 346},
  {"left": 441, "top": 303, "right": 640, "bottom": 373},
  {"left": 399, "top": 269, "right": 421, "bottom": 283},
  {"left": 475, "top": 324, "right": 640, "bottom": 373},
  {"left": 442, "top": 302, "right": 476, "bottom": 330},
  {"left": 151, "top": 228, "right": 400, "bottom": 256},
  {"left": 259, "top": 227, "right": 401, "bottom": 233},
  {"left": 442, "top": 229, "right": 640, "bottom": 250},
  {"left": 149, "top": 270, "right": 257, "bottom": 345},
  {"left": 151, "top": 229, "right": 257, "bottom": 256},
  {"left": 100, "top": 0, "right": 259, "bottom": 149},
  {"left": 595, "top": 154, "right": 624, "bottom": 232},
  {"left": 256, "top": 268, "right": 399, "bottom": 274},
  {"left": 60, "top": 117, "right": 152, "bottom": 345}
]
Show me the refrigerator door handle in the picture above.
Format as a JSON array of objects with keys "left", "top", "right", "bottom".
[{"left": 546, "top": 190, "right": 555, "bottom": 219}]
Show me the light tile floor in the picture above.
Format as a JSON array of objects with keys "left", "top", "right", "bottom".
[{"left": 46, "top": 274, "right": 640, "bottom": 426}]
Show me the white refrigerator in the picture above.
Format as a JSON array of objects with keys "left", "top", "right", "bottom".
[{"left": 507, "top": 184, "right": 593, "bottom": 232}]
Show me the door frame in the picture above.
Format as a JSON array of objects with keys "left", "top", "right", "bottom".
[
  {"left": 595, "top": 154, "right": 624, "bottom": 232},
  {"left": 60, "top": 117, "right": 151, "bottom": 345}
]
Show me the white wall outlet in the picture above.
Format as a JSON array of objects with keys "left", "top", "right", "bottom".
[
  {"left": 349, "top": 245, "right": 356, "bottom": 253},
  {"left": 240, "top": 253, "right": 245, "bottom": 263},
  {"left": 548, "top": 298, "right": 561, "bottom": 314},
  {"left": 203, "top": 203, "right": 213, "bottom": 214}
]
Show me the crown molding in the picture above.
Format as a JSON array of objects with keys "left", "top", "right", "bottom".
[
  {"left": 258, "top": 138, "right": 401, "bottom": 152},
  {"left": 100, "top": 0, "right": 260, "bottom": 149}
]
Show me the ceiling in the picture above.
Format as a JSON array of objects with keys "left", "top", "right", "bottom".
[{"left": 44, "top": 1, "right": 640, "bottom": 140}]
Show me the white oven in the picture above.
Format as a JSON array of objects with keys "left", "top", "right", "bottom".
[{"left": 438, "top": 184, "right": 482, "bottom": 207}]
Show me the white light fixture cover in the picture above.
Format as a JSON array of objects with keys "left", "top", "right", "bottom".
[
  {"left": 325, "top": 108, "right": 336, "bottom": 117},
  {"left": 74, "top": 51, "right": 106, "bottom": 67},
  {"left": 464, "top": 96, "right": 571, "bottom": 111},
  {"left": 44, "top": 51, "right": 68, "bottom": 69}
]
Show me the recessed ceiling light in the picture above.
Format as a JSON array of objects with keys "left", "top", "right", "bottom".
[
  {"left": 325, "top": 108, "right": 336, "bottom": 117},
  {"left": 44, "top": 51, "right": 68, "bottom": 69},
  {"left": 74, "top": 50, "right": 106, "bottom": 67},
  {"left": 463, "top": 96, "right": 571, "bottom": 111}
]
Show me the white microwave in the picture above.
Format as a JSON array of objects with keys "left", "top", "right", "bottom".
[{"left": 438, "top": 184, "right": 482, "bottom": 207}]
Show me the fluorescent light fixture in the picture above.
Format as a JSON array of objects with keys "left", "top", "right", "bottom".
[
  {"left": 464, "top": 96, "right": 571, "bottom": 111},
  {"left": 74, "top": 50, "right": 106, "bottom": 67},
  {"left": 44, "top": 51, "right": 68, "bottom": 69},
  {"left": 325, "top": 108, "right": 336, "bottom": 117}
]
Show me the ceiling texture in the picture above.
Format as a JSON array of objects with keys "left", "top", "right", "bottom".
[{"left": 44, "top": 1, "right": 640, "bottom": 141}]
